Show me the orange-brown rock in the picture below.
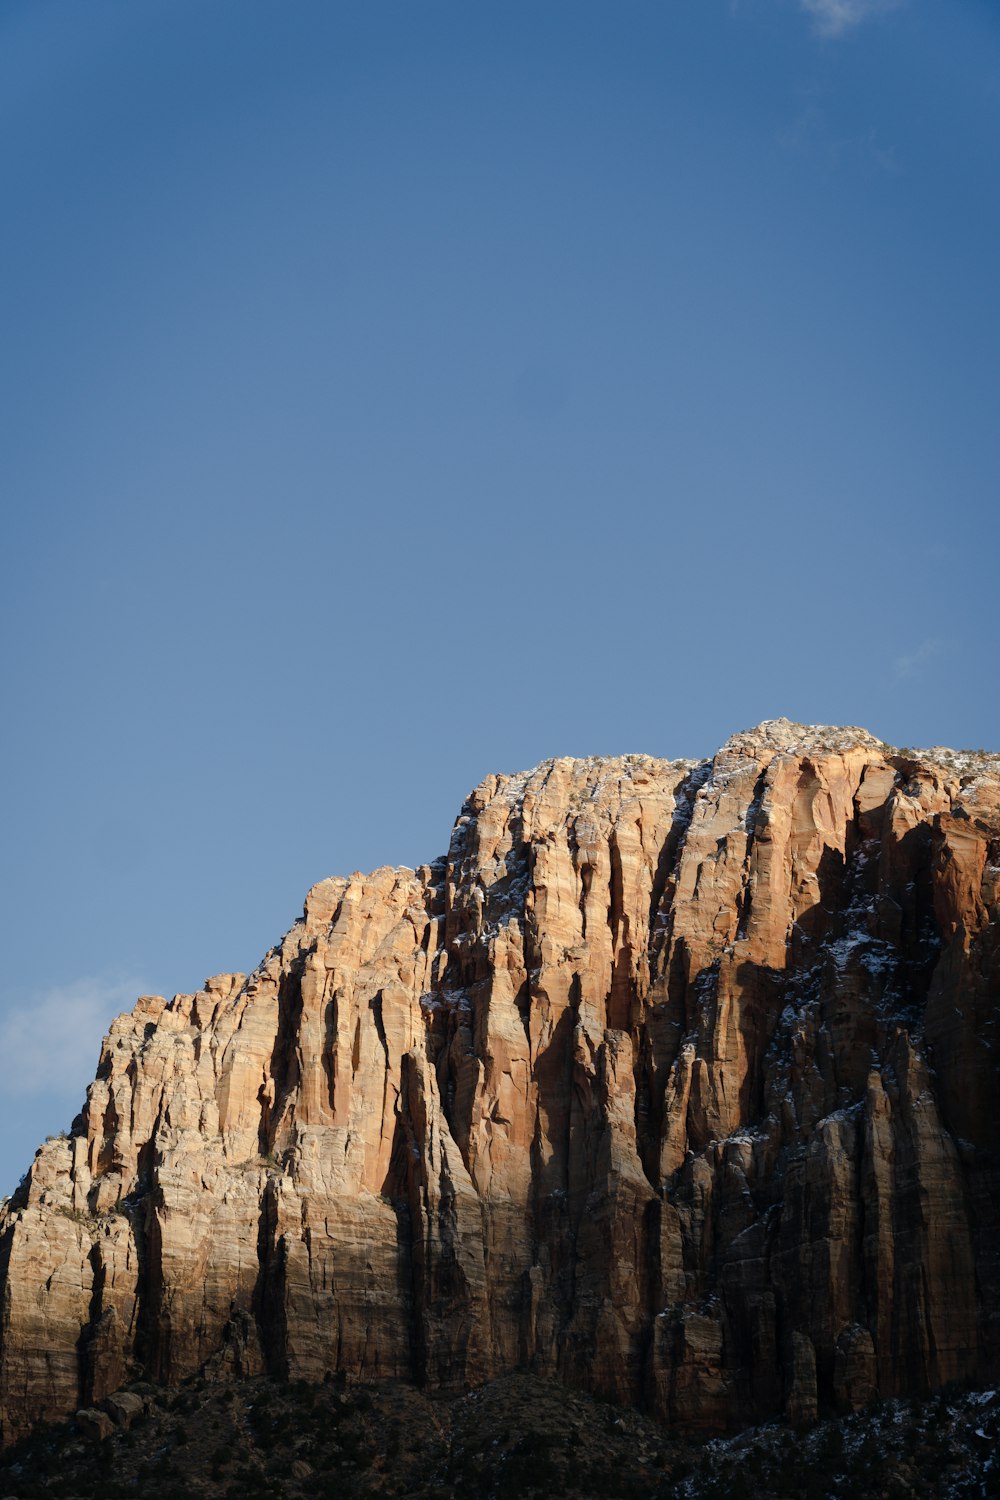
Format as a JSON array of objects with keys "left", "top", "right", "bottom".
[{"left": 2, "top": 721, "right": 999, "bottom": 1442}]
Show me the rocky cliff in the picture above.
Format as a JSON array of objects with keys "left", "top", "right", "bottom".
[{"left": 2, "top": 720, "right": 999, "bottom": 1443}]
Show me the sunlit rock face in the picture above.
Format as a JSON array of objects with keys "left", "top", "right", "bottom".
[{"left": 2, "top": 720, "right": 999, "bottom": 1442}]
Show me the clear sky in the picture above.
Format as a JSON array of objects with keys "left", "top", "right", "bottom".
[{"left": 1, "top": 0, "right": 998, "bottom": 1193}]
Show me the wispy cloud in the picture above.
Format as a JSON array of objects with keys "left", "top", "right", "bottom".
[
  {"left": 0, "top": 975, "right": 144, "bottom": 1100},
  {"left": 779, "top": 91, "right": 898, "bottom": 173},
  {"left": 799, "top": 0, "right": 906, "bottom": 38},
  {"left": 894, "top": 638, "right": 942, "bottom": 681}
]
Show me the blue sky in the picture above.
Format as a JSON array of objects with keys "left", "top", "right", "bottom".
[{"left": 1, "top": 0, "right": 998, "bottom": 1192}]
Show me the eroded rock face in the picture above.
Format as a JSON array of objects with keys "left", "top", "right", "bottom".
[{"left": 2, "top": 720, "right": 999, "bottom": 1442}]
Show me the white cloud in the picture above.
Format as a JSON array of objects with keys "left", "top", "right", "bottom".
[
  {"left": 799, "top": 0, "right": 906, "bottom": 37},
  {"left": 780, "top": 102, "right": 826, "bottom": 153},
  {"left": 780, "top": 103, "right": 899, "bottom": 172},
  {"left": 894, "top": 638, "right": 942, "bottom": 681},
  {"left": 0, "top": 975, "right": 144, "bottom": 1100}
]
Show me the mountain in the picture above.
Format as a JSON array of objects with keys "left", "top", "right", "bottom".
[{"left": 2, "top": 720, "right": 998, "bottom": 1446}]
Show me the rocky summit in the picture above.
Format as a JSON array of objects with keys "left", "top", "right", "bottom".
[{"left": 2, "top": 720, "right": 999, "bottom": 1448}]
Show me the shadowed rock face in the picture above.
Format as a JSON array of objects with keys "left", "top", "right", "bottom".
[{"left": 2, "top": 719, "right": 999, "bottom": 1443}]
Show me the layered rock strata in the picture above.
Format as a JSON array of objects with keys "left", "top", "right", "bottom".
[{"left": 2, "top": 720, "right": 999, "bottom": 1442}]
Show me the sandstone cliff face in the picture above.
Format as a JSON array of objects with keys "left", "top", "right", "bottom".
[{"left": 2, "top": 720, "right": 999, "bottom": 1442}]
